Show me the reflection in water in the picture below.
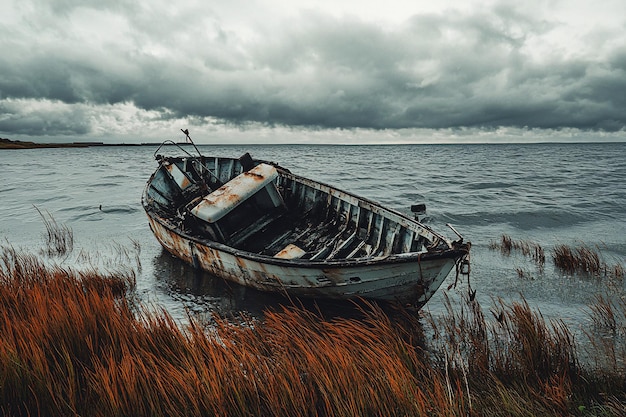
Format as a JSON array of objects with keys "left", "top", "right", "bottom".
[
  {"left": 150, "top": 248, "right": 407, "bottom": 322},
  {"left": 151, "top": 248, "right": 286, "bottom": 319}
]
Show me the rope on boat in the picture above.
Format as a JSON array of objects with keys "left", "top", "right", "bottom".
[{"left": 448, "top": 248, "right": 472, "bottom": 299}]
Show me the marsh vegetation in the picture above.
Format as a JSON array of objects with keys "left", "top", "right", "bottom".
[{"left": 1, "top": 226, "right": 624, "bottom": 416}]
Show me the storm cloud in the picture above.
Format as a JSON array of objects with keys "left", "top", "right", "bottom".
[{"left": 1, "top": 0, "right": 625, "bottom": 141}]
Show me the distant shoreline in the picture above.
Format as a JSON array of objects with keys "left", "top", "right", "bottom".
[
  {"left": 0, "top": 138, "right": 161, "bottom": 149},
  {"left": 2, "top": 137, "right": 625, "bottom": 149}
]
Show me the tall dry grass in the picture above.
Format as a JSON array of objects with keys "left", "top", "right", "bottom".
[
  {"left": 1, "top": 242, "right": 625, "bottom": 416},
  {"left": 425, "top": 293, "right": 585, "bottom": 416},
  {"left": 491, "top": 235, "right": 625, "bottom": 280},
  {"left": 0, "top": 245, "right": 135, "bottom": 416},
  {"left": 33, "top": 205, "right": 74, "bottom": 257},
  {"left": 583, "top": 294, "right": 626, "bottom": 391},
  {"left": 553, "top": 244, "right": 625, "bottom": 279},
  {"left": 490, "top": 235, "right": 546, "bottom": 268},
  {"left": 0, "top": 243, "right": 466, "bottom": 416}
]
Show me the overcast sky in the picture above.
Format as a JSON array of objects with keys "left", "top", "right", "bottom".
[{"left": 1, "top": 0, "right": 625, "bottom": 144}]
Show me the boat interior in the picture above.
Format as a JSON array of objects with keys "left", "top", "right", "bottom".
[{"left": 145, "top": 153, "right": 443, "bottom": 261}]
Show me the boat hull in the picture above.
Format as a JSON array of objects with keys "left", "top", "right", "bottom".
[{"left": 147, "top": 213, "right": 464, "bottom": 307}]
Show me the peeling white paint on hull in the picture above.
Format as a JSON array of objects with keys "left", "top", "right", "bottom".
[{"left": 149, "top": 215, "right": 458, "bottom": 306}]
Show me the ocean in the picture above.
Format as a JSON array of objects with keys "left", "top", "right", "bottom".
[{"left": 1, "top": 142, "right": 625, "bottom": 325}]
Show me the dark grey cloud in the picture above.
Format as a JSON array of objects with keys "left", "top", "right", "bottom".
[{"left": 1, "top": 1, "right": 625, "bottom": 138}]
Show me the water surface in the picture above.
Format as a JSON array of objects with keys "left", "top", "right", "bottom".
[{"left": 2, "top": 142, "right": 625, "bottom": 324}]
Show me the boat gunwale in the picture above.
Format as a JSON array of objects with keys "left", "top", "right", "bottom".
[
  {"left": 145, "top": 209, "right": 468, "bottom": 268},
  {"left": 274, "top": 166, "right": 449, "bottom": 246}
]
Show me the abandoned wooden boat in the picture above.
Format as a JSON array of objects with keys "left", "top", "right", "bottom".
[{"left": 142, "top": 139, "right": 470, "bottom": 308}]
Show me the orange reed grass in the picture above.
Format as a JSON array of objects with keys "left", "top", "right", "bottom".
[
  {"left": 0, "top": 245, "right": 466, "bottom": 416},
  {"left": 1, "top": 244, "right": 625, "bottom": 416}
]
